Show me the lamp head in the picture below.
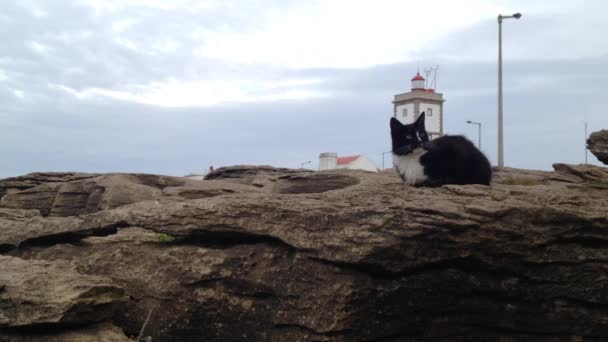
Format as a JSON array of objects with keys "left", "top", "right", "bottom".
[{"left": 513, "top": 12, "right": 522, "bottom": 19}]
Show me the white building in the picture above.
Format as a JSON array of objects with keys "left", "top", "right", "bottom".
[
  {"left": 184, "top": 166, "right": 215, "bottom": 180},
  {"left": 393, "top": 72, "right": 445, "bottom": 140},
  {"left": 318, "top": 153, "right": 379, "bottom": 172},
  {"left": 184, "top": 174, "right": 206, "bottom": 180}
]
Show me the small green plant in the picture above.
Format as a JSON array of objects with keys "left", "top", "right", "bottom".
[
  {"left": 155, "top": 233, "right": 175, "bottom": 243},
  {"left": 502, "top": 176, "right": 542, "bottom": 186}
]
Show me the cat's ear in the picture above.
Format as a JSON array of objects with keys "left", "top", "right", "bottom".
[
  {"left": 415, "top": 112, "right": 426, "bottom": 128},
  {"left": 415, "top": 113, "right": 429, "bottom": 141},
  {"left": 390, "top": 117, "right": 403, "bottom": 129}
]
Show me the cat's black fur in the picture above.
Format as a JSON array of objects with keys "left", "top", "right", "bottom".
[{"left": 390, "top": 113, "right": 492, "bottom": 186}]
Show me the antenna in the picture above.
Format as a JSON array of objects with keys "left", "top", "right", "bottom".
[{"left": 424, "top": 65, "right": 439, "bottom": 90}]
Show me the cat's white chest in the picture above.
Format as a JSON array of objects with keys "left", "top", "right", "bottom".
[{"left": 393, "top": 148, "right": 428, "bottom": 185}]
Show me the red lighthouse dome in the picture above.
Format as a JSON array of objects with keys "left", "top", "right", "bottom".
[{"left": 411, "top": 72, "right": 425, "bottom": 90}]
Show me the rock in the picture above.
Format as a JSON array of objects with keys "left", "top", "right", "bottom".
[
  {"left": 0, "top": 172, "right": 100, "bottom": 193},
  {"left": 2, "top": 215, "right": 87, "bottom": 251},
  {"left": 0, "top": 255, "right": 127, "bottom": 328},
  {"left": 204, "top": 165, "right": 360, "bottom": 194},
  {"left": 0, "top": 322, "right": 132, "bottom": 342},
  {"left": 204, "top": 165, "right": 313, "bottom": 192},
  {"left": 0, "top": 172, "right": 100, "bottom": 204},
  {"left": 0, "top": 173, "right": 248, "bottom": 217},
  {"left": 0, "top": 173, "right": 179, "bottom": 216},
  {"left": 588, "top": 129, "right": 608, "bottom": 164},
  {"left": 162, "top": 180, "right": 260, "bottom": 199},
  {"left": 491, "top": 166, "right": 551, "bottom": 184},
  {"left": 1, "top": 165, "right": 608, "bottom": 340},
  {"left": 0, "top": 208, "right": 40, "bottom": 221},
  {"left": 274, "top": 173, "right": 360, "bottom": 194},
  {"left": 553, "top": 163, "right": 608, "bottom": 186}
]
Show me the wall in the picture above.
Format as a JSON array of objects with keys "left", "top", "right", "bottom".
[
  {"left": 419, "top": 102, "right": 441, "bottom": 134},
  {"left": 395, "top": 102, "right": 441, "bottom": 135},
  {"left": 319, "top": 153, "right": 338, "bottom": 171},
  {"left": 394, "top": 103, "right": 415, "bottom": 124}
]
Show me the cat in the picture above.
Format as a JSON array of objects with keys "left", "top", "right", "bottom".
[{"left": 390, "top": 113, "right": 492, "bottom": 186}]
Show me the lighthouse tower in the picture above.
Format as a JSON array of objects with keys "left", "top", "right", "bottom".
[{"left": 393, "top": 72, "right": 445, "bottom": 140}]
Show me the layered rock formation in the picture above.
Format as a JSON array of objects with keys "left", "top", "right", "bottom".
[
  {"left": 1, "top": 164, "right": 607, "bottom": 341},
  {"left": 588, "top": 130, "right": 608, "bottom": 165}
]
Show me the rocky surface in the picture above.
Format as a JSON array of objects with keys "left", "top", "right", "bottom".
[
  {"left": 0, "top": 255, "right": 127, "bottom": 328},
  {"left": 1, "top": 164, "right": 607, "bottom": 341},
  {"left": 1, "top": 322, "right": 132, "bottom": 342},
  {"left": 204, "top": 165, "right": 315, "bottom": 192},
  {"left": 588, "top": 130, "right": 608, "bottom": 165}
]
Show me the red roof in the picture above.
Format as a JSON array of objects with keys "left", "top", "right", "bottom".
[
  {"left": 336, "top": 155, "right": 360, "bottom": 165},
  {"left": 411, "top": 72, "right": 425, "bottom": 81}
]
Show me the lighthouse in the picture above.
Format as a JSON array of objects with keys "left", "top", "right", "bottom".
[{"left": 392, "top": 71, "right": 445, "bottom": 140}]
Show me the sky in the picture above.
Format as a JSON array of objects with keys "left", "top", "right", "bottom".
[{"left": 1, "top": 0, "right": 607, "bottom": 178}]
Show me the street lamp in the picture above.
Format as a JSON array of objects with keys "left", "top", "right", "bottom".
[
  {"left": 382, "top": 151, "right": 392, "bottom": 171},
  {"left": 300, "top": 160, "right": 311, "bottom": 169},
  {"left": 498, "top": 12, "right": 522, "bottom": 168},
  {"left": 585, "top": 121, "right": 589, "bottom": 165},
  {"left": 466, "top": 120, "right": 482, "bottom": 150}
]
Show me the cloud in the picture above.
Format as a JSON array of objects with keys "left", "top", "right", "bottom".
[
  {"left": 53, "top": 78, "right": 328, "bottom": 107},
  {"left": 0, "top": 0, "right": 607, "bottom": 178},
  {"left": 195, "top": 0, "right": 506, "bottom": 68},
  {"left": 417, "top": 0, "right": 608, "bottom": 62}
]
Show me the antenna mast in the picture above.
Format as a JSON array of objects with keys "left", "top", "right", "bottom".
[{"left": 424, "top": 65, "right": 439, "bottom": 90}]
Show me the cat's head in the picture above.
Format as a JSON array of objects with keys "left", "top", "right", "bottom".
[{"left": 390, "top": 113, "right": 429, "bottom": 155}]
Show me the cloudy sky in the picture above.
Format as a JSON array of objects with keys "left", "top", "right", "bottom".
[{"left": 1, "top": 0, "right": 607, "bottom": 178}]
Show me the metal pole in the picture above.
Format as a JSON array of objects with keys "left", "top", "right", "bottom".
[
  {"left": 382, "top": 151, "right": 392, "bottom": 171},
  {"left": 498, "top": 15, "right": 504, "bottom": 168},
  {"left": 585, "top": 122, "right": 588, "bottom": 164},
  {"left": 478, "top": 122, "right": 482, "bottom": 150},
  {"left": 466, "top": 121, "right": 482, "bottom": 150}
]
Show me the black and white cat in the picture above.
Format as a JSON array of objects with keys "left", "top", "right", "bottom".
[{"left": 390, "top": 113, "right": 492, "bottom": 186}]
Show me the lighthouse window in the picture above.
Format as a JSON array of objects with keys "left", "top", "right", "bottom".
[
  {"left": 427, "top": 108, "right": 433, "bottom": 116},
  {"left": 402, "top": 108, "right": 408, "bottom": 117}
]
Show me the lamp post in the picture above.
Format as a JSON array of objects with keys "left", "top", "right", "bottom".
[
  {"left": 300, "top": 160, "right": 311, "bottom": 169},
  {"left": 585, "top": 121, "right": 589, "bottom": 165},
  {"left": 498, "top": 12, "right": 522, "bottom": 169},
  {"left": 382, "top": 151, "right": 392, "bottom": 171},
  {"left": 466, "top": 120, "right": 482, "bottom": 150}
]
